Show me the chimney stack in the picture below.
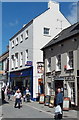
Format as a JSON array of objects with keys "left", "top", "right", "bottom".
[{"left": 48, "top": 0, "right": 59, "bottom": 11}]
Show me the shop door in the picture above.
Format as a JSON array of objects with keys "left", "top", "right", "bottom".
[{"left": 55, "top": 80, "right": 63, "bottom": 95}]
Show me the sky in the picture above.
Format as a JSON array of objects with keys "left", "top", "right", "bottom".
[{"left": 1, "top": 1, "right": 78, "bottom": 55}]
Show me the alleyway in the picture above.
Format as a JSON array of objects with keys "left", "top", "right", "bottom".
[{"left": 0, "top": 96, "right": 78, "bottom": 120}]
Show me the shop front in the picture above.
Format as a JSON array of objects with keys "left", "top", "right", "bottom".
[
  {"left": 65, "top": 76, "right": 75, "bottom": 105},
  {"left": 10, "top": 67, "right": 33, "bottom": 97}
]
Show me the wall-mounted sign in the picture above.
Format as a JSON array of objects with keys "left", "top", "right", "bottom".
[
  {"left": 63, "top": 97, "right": 70, "bottom": 111},
  {"left": 25, "top": 61, "right": 32, "bottom": 66},
  {"left": 37, "top": 62, "right": 44, "bottom": 73}
]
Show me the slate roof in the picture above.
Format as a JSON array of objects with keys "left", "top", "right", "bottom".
[{"left": 41, "top": 22, "right": 79, "bottom": 50}]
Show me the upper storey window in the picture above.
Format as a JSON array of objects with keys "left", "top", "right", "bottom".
[
  {"left": 25, "top": 30, "right": 28, "bottom": 39},
  {"left": 12, "top": 40, "right": 14, "bottom": 48},
  {"left": 20, "top": 34, "right": 23, "bottom": 43},
  {"left": 15, "top": 37, "right": 18, "bottom": 46},
  {"left": 67, "top": 51, "right": 74, "bottom": 70},
  {"left": 44, "top": 27, "right": 50, "bottom": 35}
]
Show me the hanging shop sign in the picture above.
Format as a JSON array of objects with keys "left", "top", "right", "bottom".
[
  {"left": 44, "top": 95, "right": 50, "bottom": 106},
  {"left": 37, "top": 62, "right": 44, "bottom": 73},
  {"left": 39, "top": 94, "right": 45, "bottom": 104},
  {"left": 63, "top": 97, "right": 70, "bottom": 111}
]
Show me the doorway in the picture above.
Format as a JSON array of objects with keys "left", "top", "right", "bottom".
[
  {"left": 16, "top": 81, "right": 23, "bottom": 90},
  {"left": 55, "top": 80, "right": 63, "bottom": 95}
]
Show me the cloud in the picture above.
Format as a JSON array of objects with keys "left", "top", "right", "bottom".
[
  {"left": 67, "top": 2, "right": 77, "bottom": 24},
  {"left": 9, "top": 20, "right": 19, "bottom": 27}
]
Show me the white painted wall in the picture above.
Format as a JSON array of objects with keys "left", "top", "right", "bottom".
[
  {"left": 32, "top": 1, "right": 71, "bottom": 98},
  {"left": 9, "top": 1, "right": 71, "bottom": 99}
]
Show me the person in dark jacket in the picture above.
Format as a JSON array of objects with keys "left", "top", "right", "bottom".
[
  {"left": 54, "top": 88, "right": 63, "bottom": 119},
  {"left": 56, "top": 88, "right": 63, "bottom": 109}
]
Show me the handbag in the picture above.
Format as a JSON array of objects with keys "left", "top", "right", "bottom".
[{"left": 54, "top": 105, "right": 62, "bottom": 119}]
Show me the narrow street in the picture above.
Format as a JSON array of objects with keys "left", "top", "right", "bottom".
[{"left": 0, "top": 96, "right": 78, "bottom": 120}]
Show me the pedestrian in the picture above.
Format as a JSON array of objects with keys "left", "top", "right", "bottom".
[
  {"left": 26, "top": 88, "right": 30, "bottom": 102},
  {"left": 7, "top": 88, "right": 11, "bottom": 101},
  {"left": 14, "top": 89, "right": 22, "bottom": 109},
  {"left": 54, "top": 88, "right": 63, "bottom": 119},
  {"left": 23, "top": 89, "right": 26, "bottom": 102}
]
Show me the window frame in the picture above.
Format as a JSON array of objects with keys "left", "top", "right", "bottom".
[
  {"left": 20, "top": 52, "right": 23, "bottom": 67},
  {"left": 12, "top": 40, "right": 14, "bottom": 48},
  {"left": 11, "top": 55, "right": 15, "bottom": 69},
  {"left": 15, "top": 37, "right": 18, "bottom": 46},
  {"left": 43, "top": 27, "right": 50, "bottom": 36},
  {"left": 25, "top": 30, "right": 28, "bottom": 40},
  {"left": 47, "top": 58, "right": 51, "bottom": 72},
  {"left": 67, "top": 51, "right": 74, "bottom": 70},
  {"left": 56, "top": 54, "right": 61, "bottom": 71},
  {"left": 25, "top": 49, "right": 28, "bottom": 65},
  {"left": 20, "top": 34, "right": 23, "bottom": 43}
]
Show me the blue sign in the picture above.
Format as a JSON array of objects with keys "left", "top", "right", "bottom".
[{"left": 25, "top": 61, "right": 32, "bottom": 66}]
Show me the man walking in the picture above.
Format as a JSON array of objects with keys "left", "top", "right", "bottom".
[
  {"left": 56, "top": 88, "right": 63, "bottom": 109},
  {"left": 14, "top": 89, "right": 22, "bottom": 109},
  {"left": 54, "top": 88, "right": 63, "bottom": 119}
]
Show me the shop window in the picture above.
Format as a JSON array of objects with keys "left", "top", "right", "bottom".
[
  {"left": 56, "top": 54, "right": 61, "bottom": 71},
  {"left": 68, "top": 82, "right": 75, "bottom": 104}
]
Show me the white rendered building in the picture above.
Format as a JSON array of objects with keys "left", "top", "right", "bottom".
[{"left": 9, "top": 1, "right": 71, "bottom": 100}]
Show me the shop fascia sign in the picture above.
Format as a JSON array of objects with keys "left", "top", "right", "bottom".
[
  {"left": 65, "top": 76, "right": 75, "bottom": 81},
  {"left": 25, "top": 61, "right": 32, "bottom": 66}
]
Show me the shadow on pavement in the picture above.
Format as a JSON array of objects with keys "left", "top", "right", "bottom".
[{"left": 2, "top": 100, "right": 9, "bottom": 105}]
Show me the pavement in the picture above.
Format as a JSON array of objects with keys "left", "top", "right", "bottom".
[{"left": 0, "top": 95, "right": 78, "bottom": 120}]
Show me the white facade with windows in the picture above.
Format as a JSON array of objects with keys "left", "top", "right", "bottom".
[{"left": 9, "top": 1, "right": 70, "bottom": 100}]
